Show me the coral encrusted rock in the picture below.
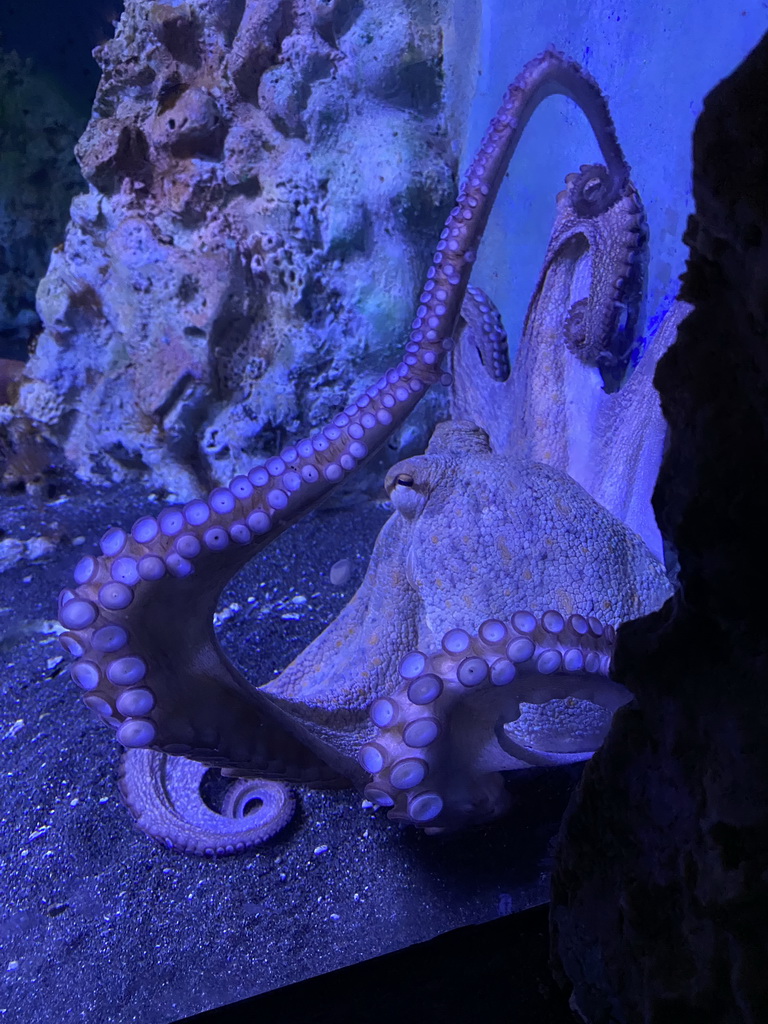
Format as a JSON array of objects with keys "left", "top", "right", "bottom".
[
  {"left": 550, "top": 31, "right": 768, "bottom": 1024},
  {"left": 14, "top": 0, "right": 456, "bottom": 499}
]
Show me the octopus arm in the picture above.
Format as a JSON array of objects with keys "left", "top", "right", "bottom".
[{"left": 118, "top": 749, "right": 295, "bottom": 856}]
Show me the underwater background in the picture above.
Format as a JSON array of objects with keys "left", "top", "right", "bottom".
[{"left": 0, "top": 2, "right": 766, "bottom": 1023}]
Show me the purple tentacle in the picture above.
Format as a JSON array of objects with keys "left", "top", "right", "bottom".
[
  {"left": 359, "top": 612, "right": 624, "bottom": 831},
  {"left": 118, "top": 749, "right": 295, "bottom": 855}
]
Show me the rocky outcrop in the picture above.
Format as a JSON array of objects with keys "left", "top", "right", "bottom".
[
  {"left": 14, "top": 0, "right": 457, "bottom": 499},
  {"left": 550, "top": 32, "right": 768, "bottom": 1024}
]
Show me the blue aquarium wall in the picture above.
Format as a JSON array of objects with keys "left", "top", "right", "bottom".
[
  {"left": 454, "top": 0, "right": 766, "bottom": 350},
  {"left": 0, "top": 1, "right": 116, "bottom": 358}
]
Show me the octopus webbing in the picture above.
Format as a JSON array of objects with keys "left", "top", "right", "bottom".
[{"left": 57, "top": 50, "right": 678, "bottom": 854}]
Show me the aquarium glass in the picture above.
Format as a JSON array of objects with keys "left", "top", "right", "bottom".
[{"left": 0, "top": 1, "right": 764, "bottom": 1022}]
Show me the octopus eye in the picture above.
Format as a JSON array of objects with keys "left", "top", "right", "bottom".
[
  {"left": 564, "top": 298, "right": 602, "bottom": 364},
  {"left": 395, "top": 474, "right": 415, "bottom": 488},
  {"left": 569, "top": 164, "right": 616, "bottom": 218}
]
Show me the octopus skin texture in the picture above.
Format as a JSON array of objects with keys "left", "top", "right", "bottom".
[{"left": 57, "top": 50, "right": 680, "bottom": 854}]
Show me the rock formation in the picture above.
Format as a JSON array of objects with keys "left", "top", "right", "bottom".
[
  {"left": 550, "top": 31, "right": 768, "bottom": 1024},
  {"left": 14, "top": 0, "right": 456, "bottom": 499}
]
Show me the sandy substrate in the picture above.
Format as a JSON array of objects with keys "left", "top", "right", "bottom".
[{"left": 0, "top": 479, "right": 580, "bottom": 1024}]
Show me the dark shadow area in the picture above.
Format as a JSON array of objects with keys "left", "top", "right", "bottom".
[
  {"left": 182, "top": 903, "right": 579, "bottom": 1024},
  {"left": 0, "top": 1, "right": 123, "bottom": 111}
]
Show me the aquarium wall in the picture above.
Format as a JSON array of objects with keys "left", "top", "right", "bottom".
[{"left": 456, "top": 0, "right": 765, "bottom": 351}]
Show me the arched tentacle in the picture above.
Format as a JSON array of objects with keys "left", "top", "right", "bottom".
[
  {"left": 358, "top": 611, "right": 628, "bottom": 832},
  {"left": 118, "top": 749, "right": 295, "bottom": 855}
]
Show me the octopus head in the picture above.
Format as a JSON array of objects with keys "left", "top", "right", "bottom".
[{"left": 357, "top": 421, "right": 637, "bottom": 832}]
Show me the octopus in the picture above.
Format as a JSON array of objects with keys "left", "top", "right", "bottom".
[{"left": 57, "top": 51, "right": 681, "bottom": 855}]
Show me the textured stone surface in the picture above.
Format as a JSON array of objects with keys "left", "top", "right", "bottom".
[
  {"left": 14, "top": 0, "right": 457, "bottom": 500},
  {"left": 550, "top": 32, "right": 768, "bottom": 1024}
]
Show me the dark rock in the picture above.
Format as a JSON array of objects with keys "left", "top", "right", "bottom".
[
  {"left": 550, "top": 31, "right": 768, "bottom": 1024},
  {"left": 77, "top": 119, "right": 153, "bottom": 192},
  {"left": 150, "top": 2, "right": 203, "bottom": 67},
  {"left": 229, "top": 0, "right": 294, "bottom": 101}
]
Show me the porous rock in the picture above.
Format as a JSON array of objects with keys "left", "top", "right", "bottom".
[
  {"left": 15, "top": 0, "right": 456, "bottom": 499},
  {"left": 550, "top": 32, "right": 768, "bottom": 1024}
]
